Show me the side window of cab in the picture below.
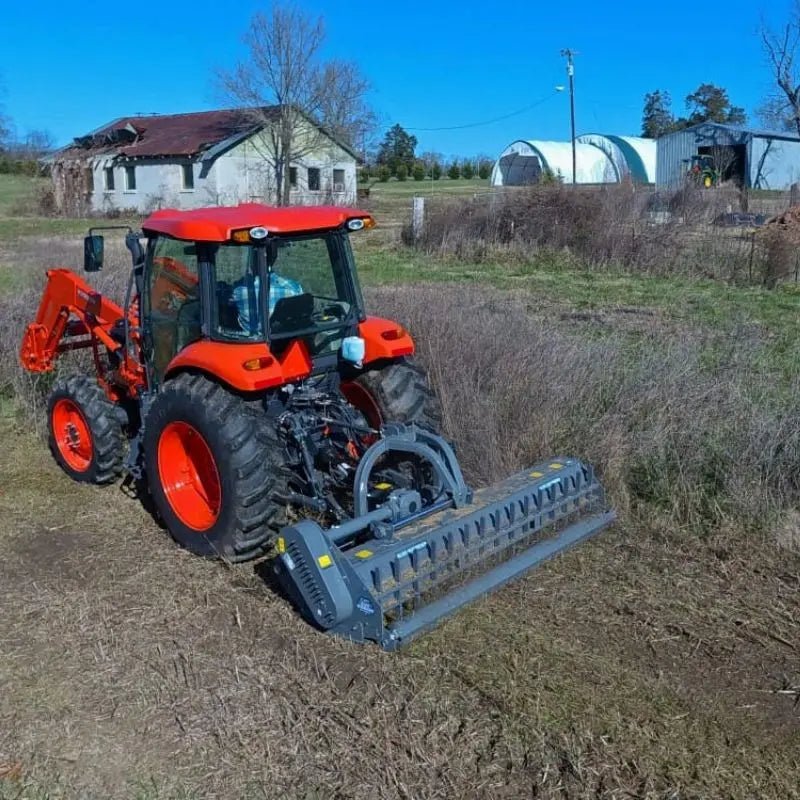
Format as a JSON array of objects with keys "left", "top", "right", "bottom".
[{"left": 146, "top": 236, "right": 201, "bottom": 381}]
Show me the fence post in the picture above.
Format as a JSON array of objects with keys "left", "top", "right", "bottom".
[
  {"left": 791, "top": 183, "right": 799, "bottom": 209},
  {"left": 412, "top": 196, "right": 425, "bottom": 242}
]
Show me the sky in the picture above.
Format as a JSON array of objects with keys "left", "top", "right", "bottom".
[{"left": 0, "top": 0, "right": 794, "bottom": 159}]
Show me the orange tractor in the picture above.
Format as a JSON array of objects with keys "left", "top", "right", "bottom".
[{"left": 20, "top": 204, "right": 614, "bottom": 649}]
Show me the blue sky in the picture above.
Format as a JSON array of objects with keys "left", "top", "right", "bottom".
[{"left": 0, "top": 0, "right": 793, "bottom": 158}]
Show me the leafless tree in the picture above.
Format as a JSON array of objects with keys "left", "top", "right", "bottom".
[
  {"left": 761, "top": 5, "right": 800, "bottom": 136},
  {"left": 709, "top": 145, "right": 738, "bottom": 183},
  {"left": 219, "top": 5, "right": 375, "bottom": 205}
]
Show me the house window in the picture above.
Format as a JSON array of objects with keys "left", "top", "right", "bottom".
[
  {"left": 104, "top": 167, "right": 115, "bottom": 191},
  {"left": 181, "top": 163, "right": 194, "bottom": 190},
  {"left": 289, "top": 167, "right": 298, "bottom": 188},
  {"left": 333, "top": 169, "right": 345, "bottom": 192},
  {"left": 85, "top": 168, "right": 94, "bottom": 192},
  {"left": 124, "top": 165, "right": 137, "bottom": 191},
  {"left": 307, "top": 167, "right": 321, "bottom": 192}
]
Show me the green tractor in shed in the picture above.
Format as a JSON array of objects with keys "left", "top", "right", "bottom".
[{"left": 686, "top": 154, "right": 720, "bottom": 188}]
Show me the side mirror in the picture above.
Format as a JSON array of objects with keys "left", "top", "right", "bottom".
[{"left": 84, "top": 234, "right": 104, "bottom": 272}]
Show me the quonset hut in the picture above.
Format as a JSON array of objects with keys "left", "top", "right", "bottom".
[
  {"left": 576, "top": 134, "right": 656, "bottom": 184},
  {"left": 490, "top": 135, "right": 656, "bottom": 186}
]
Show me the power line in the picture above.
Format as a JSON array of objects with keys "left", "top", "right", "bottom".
[{"left": 404, "top": 90, "right": 564, "bottom": 132}]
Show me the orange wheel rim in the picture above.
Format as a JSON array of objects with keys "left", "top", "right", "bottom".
[
  {"left": 52, "top": 398, "right": 93, "bottom": 472},
  {"left": 341, "top": 381, "right": 383, "bottom": 430},
  {"left": 157, "top": 421, "right": 221, "bottom": 531}
]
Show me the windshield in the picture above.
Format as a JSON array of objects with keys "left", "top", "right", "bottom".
[{"left": 212, "top": 233, "right": 358, "bottom": 352}]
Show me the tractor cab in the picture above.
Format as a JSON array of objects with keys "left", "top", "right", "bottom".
[
  {"left": 686, "top": 154, "right": 719, "bottom": 187},
  {"left": 138, "top": 212, "right": 371, "bottom": 382},
  {"left": 689, "top": 154, "right": 715, "bottom": 171},
  {"left": 78, "top": 205, "right": 399, "bottom": 391}
]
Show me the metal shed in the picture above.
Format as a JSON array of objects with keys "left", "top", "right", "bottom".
[{"left": 656, "top": 123, "right": 800, "bottom": 189}]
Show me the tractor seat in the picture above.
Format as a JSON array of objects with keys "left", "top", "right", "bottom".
[{"left": 270, "top": 292, "right": 314, "bottom": 334}]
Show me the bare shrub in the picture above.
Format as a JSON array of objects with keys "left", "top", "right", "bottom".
[
  {"left": 667, "top": 180, "right": 744, "bottom": 222},
  {"left": 0, "top": 238, "right": 131, "bottom": 420},
  {"left": 407, "top": 185, "right": 769, "bottom": 283},
  {"left": 367, "top": 284, "right": 800, "bottom": 534},
  {"left": 758, "top": 206, "right": 800, "bottom": 287}
]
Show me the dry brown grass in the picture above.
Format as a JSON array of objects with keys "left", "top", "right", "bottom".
[
  {"left": 0, "top": 237, "right": 130, "bottom": 414},
  {"left": 407, "top": 184, "right": 771, "bottom": 284},
  {"left": 374, "top": 284, "right": 800, "bottom": 536},
  {"left": 0, "top": 241, "right": 798, "bottom": 799}
]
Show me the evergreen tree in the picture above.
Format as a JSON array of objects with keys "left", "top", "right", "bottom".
[
  {"left": 642, "top": 90, "right": 675, "bottom": 138},
  {"left": 376, "top": 124, "right": 417, "bottom": 176}
]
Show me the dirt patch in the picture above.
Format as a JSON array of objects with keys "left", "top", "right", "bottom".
[
  {"left": 7, "top": 528, "right": 101, "bottom": 584},
  {"left": 1, "top": 416, "right": 799, "bottom": 799}
]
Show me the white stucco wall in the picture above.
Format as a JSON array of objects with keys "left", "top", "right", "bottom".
[
  {"left": 212, "top": 133, "right": 358, "bottom": 206},
  {"left": 79, "top": 128, "right": 358, "bottom": 213},
  {"left": 85, "top": 158, "right": 204, "bottom": 213}
]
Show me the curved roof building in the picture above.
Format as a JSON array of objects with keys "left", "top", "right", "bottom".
[
  {"left": 490, "top": 140, "right": 618, "bottom": 186},
  {"left": 491, "top": 135, "right": 656, "bottom": 186},
  {"left": 576, "top": 134, "right": 656, "bottom": 183}
]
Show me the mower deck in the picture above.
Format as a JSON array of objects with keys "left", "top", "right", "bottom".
[{"left": 275, "top": 457, "right": 615, "bottom": 650}]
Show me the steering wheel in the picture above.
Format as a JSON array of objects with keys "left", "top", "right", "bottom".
[{"left": 312, "top": 303, "right": 346, "bottom": 324}]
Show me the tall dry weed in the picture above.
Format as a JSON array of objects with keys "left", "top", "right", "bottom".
[
  {"left": 368, "top": 284, "right": 800, "bottom": 534},
  {"left": 407, "top": 184, "right": 768, "bottom": 283}
]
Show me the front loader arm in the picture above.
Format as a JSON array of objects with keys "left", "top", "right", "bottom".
[{"left": 20, "top": 269, "right": 126, "bottom": 373}]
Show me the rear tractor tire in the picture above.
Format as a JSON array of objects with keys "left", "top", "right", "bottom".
[
  {"left": 343, "top": 358, "right": 443, "bottom": 433},
  {"left": 142, "top": 373, "right": 291, "bottom": 562},
  {"left": 47, "top": 375, "right": 125, "bottom": 484}
]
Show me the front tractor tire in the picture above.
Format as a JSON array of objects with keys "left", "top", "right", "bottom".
[
  {"left": 47, "top": 375, "right": 125, "bottom": 484},
  {"left": 343, "top": 359, "right": 443, "bottom": 432},
  {"left": 143, "top": 373, "right": 290, "bottom": 562}
]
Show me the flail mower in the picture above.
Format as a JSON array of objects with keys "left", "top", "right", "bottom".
[{"left": 20, "top": 204, "right": 614, "bottom": 649}]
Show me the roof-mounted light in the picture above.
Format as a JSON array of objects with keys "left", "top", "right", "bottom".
[
  {"left": 231, "top": 226, "right": 269, "bottom": 243},
  {"left": 346, "top": 217, "right": 375, "bottom": 232}
]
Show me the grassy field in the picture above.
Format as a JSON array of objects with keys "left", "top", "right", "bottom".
[{"left": 1, "top": 174, "right": 798, "bottom": 799}]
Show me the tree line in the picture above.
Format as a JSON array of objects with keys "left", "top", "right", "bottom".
[
  {"left": 364, "top": 124, "right": 492, "bottom": 182},
  {"left": 0, "top": 106, "right": 53, "bottom": 175}
]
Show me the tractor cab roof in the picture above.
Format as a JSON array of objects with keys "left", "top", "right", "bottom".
[{"left": 142, "top": 203, "right": 374, "bottom": 242}]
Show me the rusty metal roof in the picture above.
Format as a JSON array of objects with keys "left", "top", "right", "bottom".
[{"left": 58, "top": 108, "right": 278, "bottom": 159}]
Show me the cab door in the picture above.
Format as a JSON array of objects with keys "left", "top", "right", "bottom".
[{"left": 144, "top": 236, "right": 202, "bottom": 383}]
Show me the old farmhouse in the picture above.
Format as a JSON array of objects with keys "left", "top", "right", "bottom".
[{"left": 50, "top": 108, "right": 360, "bottom": 214}]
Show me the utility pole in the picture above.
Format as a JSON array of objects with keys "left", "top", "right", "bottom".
[{"left": 560, "top": 49, "right": 578, "bottom": 185}]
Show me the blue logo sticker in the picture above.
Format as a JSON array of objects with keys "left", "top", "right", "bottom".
[{"left": 356, "top": 597, "right": 376, "bottom": 615}]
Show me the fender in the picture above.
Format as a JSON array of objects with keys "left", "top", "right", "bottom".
[
  {"left": 359, "top": 316, "right": 415, "bottom": 363},
  {"left": 165, "top": 338, "right": 313, "bottom": 392}
]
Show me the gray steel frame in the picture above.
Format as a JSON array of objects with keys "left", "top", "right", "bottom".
[{"left": 274, "top": 427, "right": 615, "bottom": 650}]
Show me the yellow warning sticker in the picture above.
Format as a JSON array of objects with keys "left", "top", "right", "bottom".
[
  {"left": 355, "top": 549, "right": 374, "bottom": 560},
  {"left": 530, "top": 471, "right": 544, "bottom": 478},
  {"left": 549, "top": 462, "right": 564, "bottom": 470},
  {"left": 276, "top": 537, "right": 286, "bottom": 554},
  {"left": 374, "top": 482, "right": 392, "bottom": 490},
  {"left": 318, "top": 554, "right": 333, "bottom": 569}
]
